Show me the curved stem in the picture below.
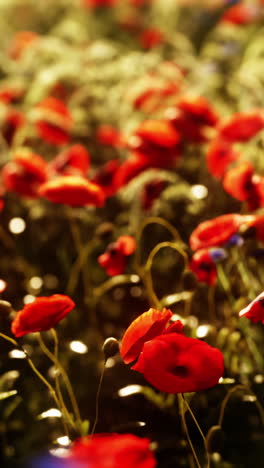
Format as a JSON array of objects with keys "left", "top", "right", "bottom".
[
  {"left": 37, "top": 331, "right": 82, "bottom": 433},
  {"left": 140, "top": 241, "right": 188, "bottom": 309},
  {"left": 134, "top": 216, "right": 182, "bottom": 268},
  {"left": 93, "top": 274, "right": 141, "bottom": 299},
  {"left": 218, "top": 384, "right": 264, "bottom": 428},
  {"left": 90, "top": 360, "right": 106, "bottom": 435}
]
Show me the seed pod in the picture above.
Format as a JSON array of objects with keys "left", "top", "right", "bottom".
[{"left": 102, "top": 337, "right": 120, "bottom": 360}]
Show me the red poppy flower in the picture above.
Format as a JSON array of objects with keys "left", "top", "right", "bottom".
[
  {"left": 132, "top": 332, "right": 224, "bottom": 394},
  {"left": 121, "top": 309, "right": 223, "bottom": 394},
  {"left": 168, "top": 96, "right": 218, "bottom": 143},
  {"left": 222, "top": 161, "right": 263, "bottom": 210},
  {"left": 221, "top": 4, "right": 259, "bottom": 25},
  {"left": 0, "top": 85, "right": 24, "bottom": 104},
  {"left": 8, "top": 31, "right": 39, "bottom": 60},
  {"left": 133, "top": 82, "right": 179, "bottom": 113},
  {"left": 141, "top": 179, "right": 166, "bottom": 210},
  {"left": 96, "top": 125, "right": 123, "bottom": 147},
  {"left": 34, "top": 97, "right": 73, "bottom": 146},
  {"left": 92, "top": 159, "right": 120, "bottom": 197},
  {"left": 189, "top": 249, "right": 217, "bottom": 286},
  {"left": 189, "top": 213, "right": 244, "bottom": 251},
  {"left": 11, "top": 295, "right": 75, "bottom": 337},
  {"left": 218, "top": 111, "right": 264, "bottom": 143},
  {"left": 98, "top": 235, "right": 136, "bottom": 276},
  {"left": 39, "top": 176, "right": 105, "bottom": 207},
  {"left": 135, "top": 119, "right": 180, "bottom": 148},
  {"left": 206, "top": 138, "right": 239, "bottom": 179},
  {"left": 113, "top": 152, "right": 151, "bottom": 190},
  {"left": 68, "top": 434, "right": 157, "bottom": 468},
  {"left": 50, "top": 145, "right": 90, "bottom": 176},
  {"left": 1, "top": 108, "right": 25, "bottom": 145},
  {"left": 239, "top": 291, "right": 264, "bottom": 324},
  {"left": 2, "top": 149, "right": 48, "bottom": 198},
  {"left": 120, "top": 308, "right": 176, "bottom": 364},
  {"left": 139, "top": 28, "right": 164, "bottom": 49}
]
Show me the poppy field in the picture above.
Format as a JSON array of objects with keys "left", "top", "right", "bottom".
[{"left": 0, "top": 1, "right": 264, "bottom": 467}]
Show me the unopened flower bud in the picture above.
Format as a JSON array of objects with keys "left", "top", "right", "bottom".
[{"left": 102, "top": 337, "right": 119, "bottom": 360}]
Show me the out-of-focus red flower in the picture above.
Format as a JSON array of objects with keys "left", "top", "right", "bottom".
[
  {"left": 82, "top": 0, "right": 117, "bottom": 7},
  {"left": 133, "top": 82, "right": 179, "bottom": 113},
  {"left": 117, "top": 235, "right": 136, "bottom": 255},
  {"left": 135, "top": 119, "right": 180, "bottom": 148},
  {"left": 121, "top": 309, "right": 224, "bottom": 394},
  {"left": 1, "top": 149, "right": 48, "bottom": 198},
  {"left": 98, "top": 235, "right": 136, "bottom": 276},
  {"left": 34, "top": 97, "right": 73, "bottom": 146},
  {"left": 206, "top": 138, "right": 239, "bottom": 178},
  {"left": 189, "top": 213, "right": 245, "bottom": 251},
  {"left": 11, "top": 295, "right": 75, "bottom": 337},
  {"left": 113, "top": 152, "right": 151, "bottom": 190},
  {"left": 50, "top": 145, "right": 90, "bottom": 176},
  {"left": 92, "top": 159, "right": 120, "bottom": 197},
  {"left": 141, "top": 179, "right": 166, "bottom": 210},
  {"left": 168, "top": 96, "right": 218, "bottom": 143},
  {"left": 96, "top": 125, "right": 123, "bottom": 147},
  {"left": 8, "top": 31, "right": 39, "bottom": 60},
  {"left": 222, "top": 161, "right": 264, "bottom": 210},
  {"left": 1, "top": 107, "right": 25, "bottom": 145},
  {"left": 218, "top": 111, "right": 264, "bottom": 143},
  {"left": 0, "top": 85, "right": 24, "bottom": 104},
  {"left": 221, "top": 4, "right": 259, "bottom": 25},
  {"left": 120, "top": 308, "right": 177, "bottom": 364},
  {"left": 139, "top": 28, "right": 164, "bottom": 49},
  {"left": 39, "top": 176, "right": 105, "bottom": 207},
  {"left": 239, "top": 291, "right": 264, "bottom": 323},
  {"left": 68, "top": 434, "right": 157, "bottom": 468},
  {"left": 189, "top": 249, "right": 217, "bottom": 286}
]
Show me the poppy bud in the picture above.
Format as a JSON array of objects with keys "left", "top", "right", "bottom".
[
  {"left": 0, "top": 300, "right": 13, "bottom": 314},
  {"left": 103, "top": 337, "right": 120, "bottom": 360}
]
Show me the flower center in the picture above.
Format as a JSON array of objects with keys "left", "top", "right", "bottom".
[{"left": 171, "top": 365, "right": 189, "bottom": 377}]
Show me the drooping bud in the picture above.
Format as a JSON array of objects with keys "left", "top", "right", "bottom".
[{"left": 102, "top": 337, "right": 120, "bottom": 360}]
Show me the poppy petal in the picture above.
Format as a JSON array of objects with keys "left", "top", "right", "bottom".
[{"left": 120, "top": 308, "right": 173, "bottom": 364}]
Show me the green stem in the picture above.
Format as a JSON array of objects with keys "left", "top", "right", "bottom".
[
  {"left": 218, "top": 384, "right": 264, "bottom": 428},
  {"left": 0, "top": 332, "right": 69, "bottom": 435},
  {"left": 37, "top": 331, "right": 82, "bottom": 433},
  {"left": 178, "top": 394, "right": 202, "bottom": 468},
  {"left": 134, "top": 216, "right": 182, "bottom": 268},
  {"left": 90, "top": 360, "right": 106, "bottom": 435},
  {"left": 216, "top": 263, "right": 234, "bottom": 306},
  {"left": 182, "top": 394, "right": 210, "bottom": 468}
]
